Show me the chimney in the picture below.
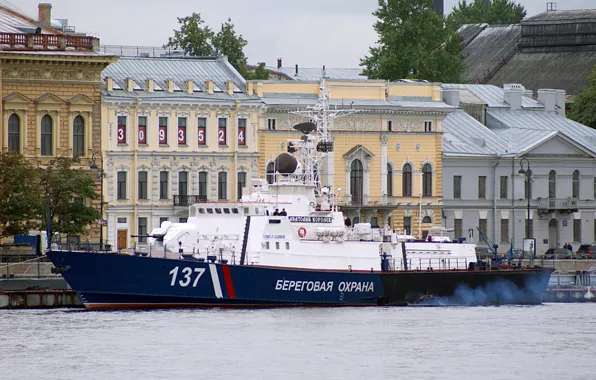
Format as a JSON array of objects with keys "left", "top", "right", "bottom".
[
  {"left": 441, "top": 88, "right": 460, "bottom": 107},
  {"left": 246, "top": 81, "right": 254, "bottom": 96},
  {"left": 146, "top": 79, "right": 154, "bottom": 93},
  {"left": 295, "top": 64, "right": 299, "bottom": 77},
  {"left": 38, "top": 3, "right": 52, "bottom": 28},
  {"left": 185, "top": 80, "right": 193, "bottom": 94},
  {"left": 537, "top": 89, "right": 556, "bottom": 112},
  {"left": 503, "top": 83, "right": 524, "bottom": 110},
  {"left": 205, "top": 80, "right": 214, "bottom": 95},
  {"left": 166, "top": 79, "right": 174, "bottom": 93},
  {"left": 105, "top": 77, "right": 113, "bottom": 92},
  {"left": 432, "top": 0, "right": 444, "bottom": 17},
  {"left": 126, "top": 78, "right": 134, "bottom": 92},
  {"left": 524, "top": 89, "right": 533, "bottom": 98},
  {"left": 555, "top": 89, "right": 566, "bottom": 116},
  {"left": 277, "top": 58, "right": 282, "bottom": 69}
]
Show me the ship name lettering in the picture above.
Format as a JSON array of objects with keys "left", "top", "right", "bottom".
[
  {"left": 338, "top": 281, "right": 374, "bottom": 292},
  {"left": 275, "top": 280, "right": 333, "bottom": 292},
  {"left": 263, "top": 234, "right": 285, "bottom": 239},
  {"left": 288, "top": 216, "right": 332, "bottom": 223}
]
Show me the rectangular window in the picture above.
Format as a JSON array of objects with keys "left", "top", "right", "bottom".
[
  {"left": 117, "top": 115, "right": 127, "bottom": 144},
  {"left": 388, "top": 120, "right": 393, "bottom": 132},
  {"left": 178, "top": 172, "right": 188, "bottom": 197},
  {"left": 197, "top": 117, "right": 207, "bottom": 146},
  {"left": 500, "top": 176, "right": 508, "bottom": 199},
  {"left": 525, "top": 219, "right": 533, "bottom": 238},
  {"left": 138, "top": 171, "right": 148, "bottom": 200},
  {"left": 237, "top": 171, "right": 247, "bottom": 200},
  {"left": 267, "top": 118, "right": 276, "bottom": 130},
  {"left": 218, "top": 118, "right": 227, "bottom": 145},
  {"left": 177, "top": 117, "right": 187, "bottom": 145},
  {"left": 500, "top": 219, "right": 509, "bottom": 243},
  {"left": 479, "top": 218, "right": 487, "bottom": 234},
  {"left": 160, "top": 171, "right": 168, "bottom": 200},
  {"left": 158, "top": 116, "right": 168, "bottom": 144},
  {"left": 117, "top": 172, "right": 127, "bottom": 200},
  {"left": 424, "top": 121, "right": 432, "bottom": 132},
  {"left": 218, "top": 172, "right": 227, "bottom": 200},
  {"left": 199, "top": 172, "right": 208, "bottom": 200},
  {"left": 117, "top": 217, "right": 127, "bottom": 224},
  {"left": 453, "top": 176, "right": 461, "bottom": 199},
  {"left": 238, "top": 118, "right": 247, "bottom": 146},
  {"left": 138, "top": 217, "right": 147, "bottom": 243},
  {"left": 594, "top": 178, "right": 596, "bottom": 199},
  {"left": 179, "top": 217, "right": 188, "bottom": 223},
  {"left": 573, "top": 219, "right": 581, "bottom": 243},
  {"left": 159, "top": 217, "right": 169, "bottom": 226},
  {"left": 138, "top": 116, "right": 147, "bottom": 144},
  {"left": 403, "top": 216, "right": 412, "bottom": 235},
  {"left": 478, "top": 176, "right": 486, "bottom": 199},
  {"left": 454, "top": 219, "right": 462, "bottom": 239}
]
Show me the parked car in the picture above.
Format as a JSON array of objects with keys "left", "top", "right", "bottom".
[
  {"left": 543, "top": 248, "right": 573, "bottom": 260},
  {"left": 576, "top": 244, "right": 596, "bottom": 259}
]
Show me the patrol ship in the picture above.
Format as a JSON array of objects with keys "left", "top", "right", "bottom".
[{"left": 47, "top": 80, "right": 553, "bottom": 309}]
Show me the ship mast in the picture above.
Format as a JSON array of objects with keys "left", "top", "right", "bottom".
[{"left": 290, "top": 74, "right": 359, "bottom": 191}]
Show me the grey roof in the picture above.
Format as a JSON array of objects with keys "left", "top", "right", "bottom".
[
  {"left": 443, "top": 110, "right": 510, "bottom": 156},
  {"left": 459, "top": 24, "right": 521, "bottom": 84},
  {"left": 0, "top": 4, "right": 55, "bottom": 34},
  {"left": 102, "top": 56, "right": 258, "bottom": 101},
  {"left": 442, "top": 84, "right": 544, "bottom": 108},
  {"left": 266, "top": 66, "right": 366, "bottom": 81},
  {"left": 486, "top": 109, "right": 596, "bottom": 155},
  {"left": 524, "top": 10, "right": 596, "bottom": 24}
]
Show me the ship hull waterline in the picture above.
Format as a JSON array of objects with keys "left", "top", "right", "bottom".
[{"left": 47, "top": 250, "right": 554, "bottom": 310}]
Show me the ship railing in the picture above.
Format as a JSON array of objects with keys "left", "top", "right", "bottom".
[
  {"left": 390, "top": 258, "right": 471, "bottom": 271},
  {"left": 0, "top": 256, "right": 61, "bottom": 279}
]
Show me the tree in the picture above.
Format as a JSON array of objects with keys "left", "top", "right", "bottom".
[
  {"left": 247, "top": 62, "right": 270, "bottom": 80},
  {"left": 361, "top": 0, "right": 464, "bottom": 83},
  {"left": 0, "top": 152, "right": 41, "bottom": 239},
  {"left": 569, "top": 65, "right": 596, "bottom": 129},
  {"left": 38, "top": 157, "right": 100, "bottom": 237},
  {"left": 164, "top": 13, "right": 215, "bottom": 57},
  {"left": 446, "top": 0, "right": 526, "bottom": 31},
  {"left": 164, "top": 14, "right": 269, "bottom": 79}
]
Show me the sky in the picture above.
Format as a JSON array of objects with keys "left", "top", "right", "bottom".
[{"left": 16, "top": 0, "right": 596, "bottom": 68}]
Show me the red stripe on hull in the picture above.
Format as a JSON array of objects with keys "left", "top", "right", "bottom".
[
  {"left": 84, "top": 302, "right": 379, "bottom": 310},
  {"left": 221, "top": 265, "right": 236, "bottom": 299}
]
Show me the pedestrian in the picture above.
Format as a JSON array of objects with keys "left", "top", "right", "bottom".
[
  {"left": 273, "top": 209, "right": 279, "bottom": 216},
  {"left": 568, "top": 242, "right": 573, "bottom": 252},
  {"left": 279, "top": 208, "right": 287, "bottom": 216}
]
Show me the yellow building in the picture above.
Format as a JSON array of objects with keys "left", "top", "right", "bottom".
[
  {"left": 254, "top": 78, "right": 454, "bottom": 238},
  {"left": 0, "top": 3, "right": 116, "bottom": 246},
  {"left": 101, "top": 56, "right": 261, "bottom": 250}
]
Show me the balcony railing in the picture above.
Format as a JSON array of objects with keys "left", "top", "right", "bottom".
[
  {"left": 335, "top": 195, "right": 441, "bottom": 208},
  {"left": 0, "top": 33, "right": 98, "bottom": 51},
  {"left": 173, "top": 195, "right": 208, "bottom": 206},
  {"left": 537, "top": 197, "right": 578, "bottom": 212}
]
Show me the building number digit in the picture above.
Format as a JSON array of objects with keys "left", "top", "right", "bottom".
[
  {"left": 169, "top": 266, "right": 205, "bottom": 288},
  {"left": 118, "top": 128, "right": 124, "bottom": 141},
  {"left": 159, "top": 129, "right": 166, "bottom": 141},
  {"left": 218, "top": 130, "right": 225, "bottom": 142},
  {"left": 138, "top": 130, "right": 144, "bottom": 141},
  {"left": 178, "top": 130, "right": 185, "bottom": 142}
]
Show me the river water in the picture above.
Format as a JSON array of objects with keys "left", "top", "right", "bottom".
[{"left": 1, "top": 303, "right": 594, "bottom": 380}]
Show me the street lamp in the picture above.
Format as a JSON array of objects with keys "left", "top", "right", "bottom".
[
  {"left": 518, "top": 158, "right": 532, "bottom": 239},
  {"left": 90, "top": 152, "right": 104, "bottom": 250}
]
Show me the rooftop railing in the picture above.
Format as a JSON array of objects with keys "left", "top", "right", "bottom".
[{"left": 0, "top": 32, "right": 98, "bottom": 51}]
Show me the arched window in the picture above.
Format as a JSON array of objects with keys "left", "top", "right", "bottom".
[
  {"left": 41, "top": 115, "right": 53, "bottom": 156},
  {"left": 8, "top": 114, "right": 20, "bottom": 152},
  {"left": 549, "top": 170, "right": 556, "bottom": 199},
  {"left": 387, "top": 163, "right": 393, "bottom": 196},
  {"left": 402, "top": 163, "right": 412, "bottom": 196},
  {"left": 73, "top": 115, "right": 85, "bottom": 157},
  {"left": 350, "top": 159, "right": 363, "bottom": 205},
  {"left": 422, "top": 163, "right": 432, "bottom": 197},
  {"left": 266, "top": 162, "right": 275, "bottom": 184},
  {"left": 422, "top": 216, "right": 432, "bottom": 223},
  {"left": 524, "top": 169, "right": 533, "bottom": 199},
  {"left": 572, "top": 170, "right": 580, "bottom": 198}
]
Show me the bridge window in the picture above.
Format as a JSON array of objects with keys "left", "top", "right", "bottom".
[
  {"left": 223, "top": 208, "right": 230, "bottom": 214},
  {"left": 232, "top": 208, "right": 239, "bottom": 214},
  {"left": 275, "top": 242, "right": 280, "bottom": 250},
  {"left": 206, "top": 208, "right": 214, "bottom": 214},
  {"left": 215, "top": 208, "right": 222, "bottom": 214},
  {"left": 198, "top": 208, "right": 205, "bottom": 214},
  {"left": 286, "top": 242, "right": 290, "bottom": 250}
]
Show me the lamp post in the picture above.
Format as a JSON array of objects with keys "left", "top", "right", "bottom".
[
  {"left": 90, "top": 152, "right": 104, "bottom": 250},
  {"left": 518, "top": 158, "right": 532, "bottom": 239}
]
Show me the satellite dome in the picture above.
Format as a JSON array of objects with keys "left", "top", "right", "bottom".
[{"left": 273, "top": 153, "right": 298, "bottom": 175}]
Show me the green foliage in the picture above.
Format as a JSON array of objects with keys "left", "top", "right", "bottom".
[
  {"left": 164, "top": 14, "right": 268, "bottom": 79},
  {"left": 446, "top": 0, "right": 526, "bottom": 31},
  {"left": 246, "top": 62, "right": 270, "bottom": 80},
  {"left": 38, "top": 157, "right": 100, "bottom": 237},
  {"left": 569, "top": 65, "right": 596, "bottom": 129},
  {"left": 361, "top": 0, "right": 464, "bottom": 83},
  {"left": 0, "top": 152, "right": 41, "bottom": 239}
]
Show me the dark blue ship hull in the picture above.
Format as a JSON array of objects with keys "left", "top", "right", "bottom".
[{"left": 47, "top": 250, "right": 554, "bottom": 309}]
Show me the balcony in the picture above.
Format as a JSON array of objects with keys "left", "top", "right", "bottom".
[
  {"left": 335, "top": 195, "right": 441, "bottom": 208},
  {"left": 537, "top": 197, "right": 578, "bottom": 215},
  {"left": 0, "top": 33, "right": 98, "bottom": 51},
  {"left": 173, "top": 195, "right": 208, "bottom": 207}
]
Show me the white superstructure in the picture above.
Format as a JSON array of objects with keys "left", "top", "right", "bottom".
[{"left": 148, "top": 79, "right": 478, "bottom": 272}]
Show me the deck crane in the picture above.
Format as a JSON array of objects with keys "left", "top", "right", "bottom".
[{"left": 476, "top": 227, "right": 504, "bottom": 267}]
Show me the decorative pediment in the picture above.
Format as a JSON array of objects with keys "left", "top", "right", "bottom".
[
  {"left": 3, "top": 92, "right": 32, "bottom": 105},
  {"left": 522, "top": 133, "right": 596, "bottom": 159},
  {"left": 343, "top": 144, "right": 375, "bottom": 159},
  {"left": 67, "top": 94, "right": 95, "bottom": 105},
  {"left": 36, "top": 93, "right": 64, "bottom": 105}
]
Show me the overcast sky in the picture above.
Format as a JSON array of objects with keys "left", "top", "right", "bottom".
[{"left": 17, "top": 0, "right": 596, "bottom": 68}]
